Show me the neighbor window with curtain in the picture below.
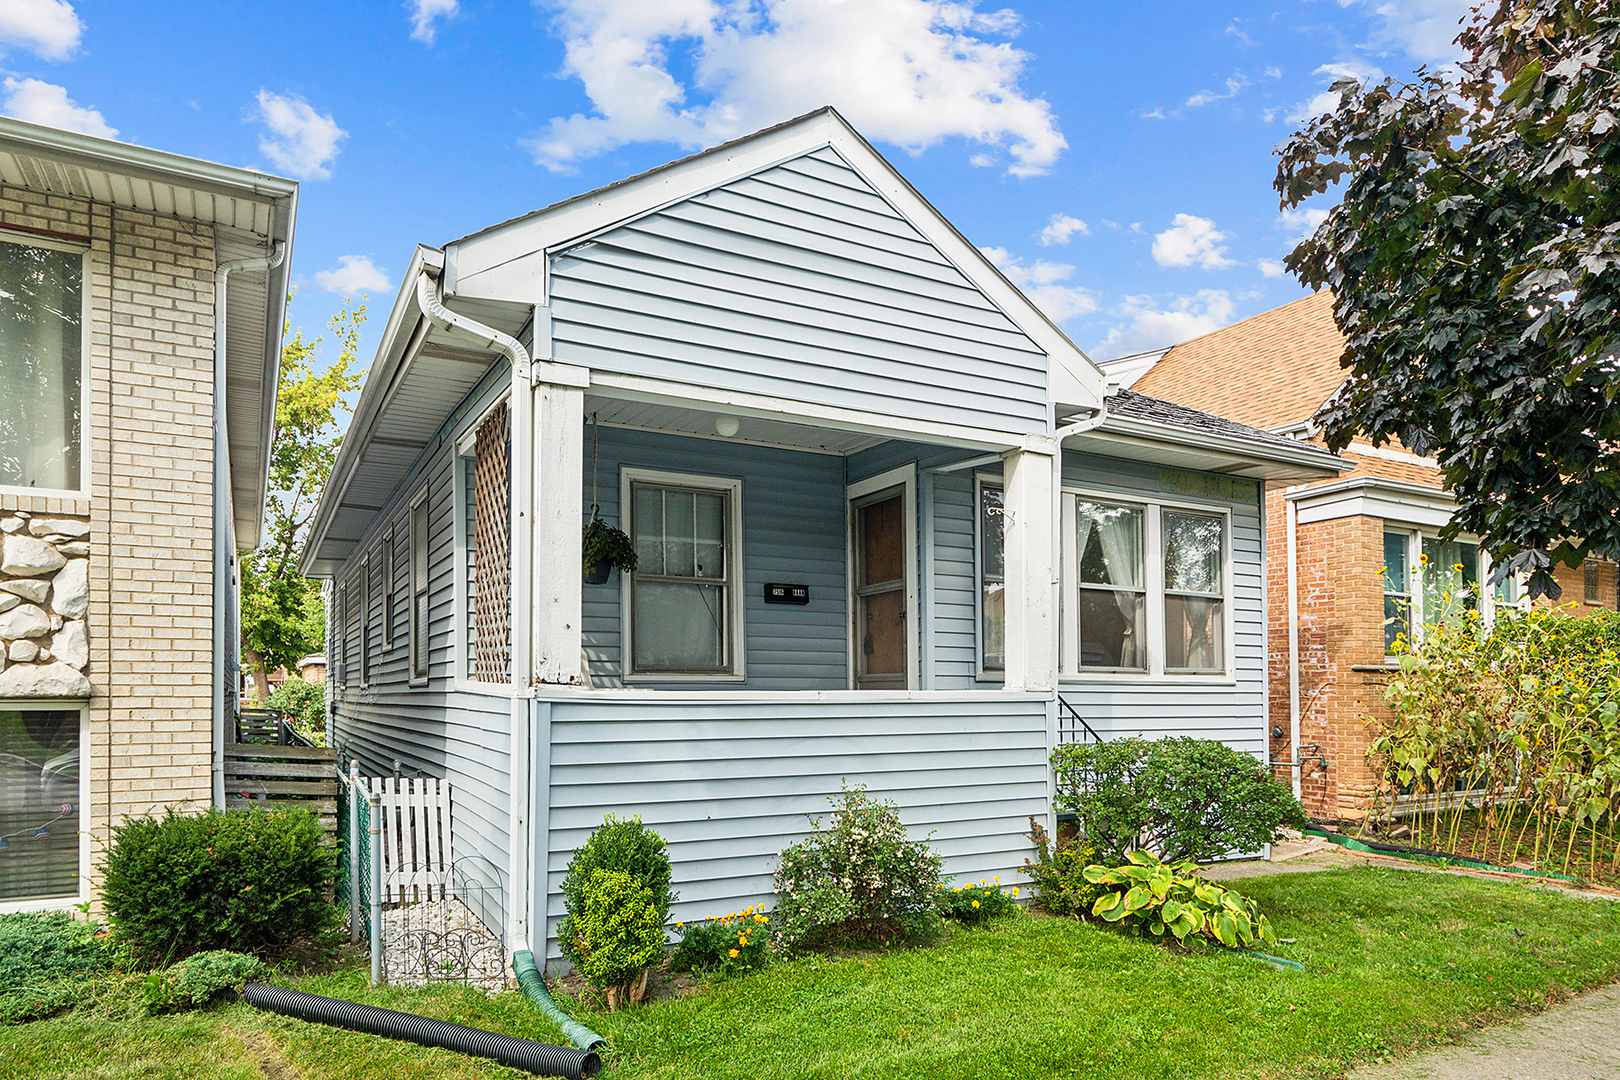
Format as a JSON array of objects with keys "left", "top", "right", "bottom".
[
  {"left": 1075, "top": 501, "right": 1148, "bottom": 671},
  {"left": 0, "top": 237, "right": 84, "bottom": 492},
  {"left": 628, "top": 477, "right": 736, "bottom": 675},
  {"left": 0, "top": 708, "right": 82, "bottom": 903},
  {"left": 1162, "top": 510, "right": 1224, "bottom": 674}
]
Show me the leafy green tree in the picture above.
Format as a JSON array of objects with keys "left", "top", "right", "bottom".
[
  {"left": 240, "top": 301, "right": 366, "bottom": 700},
  {"left": 1276, "top": 0, "right": 1620, "bottom": 598}
]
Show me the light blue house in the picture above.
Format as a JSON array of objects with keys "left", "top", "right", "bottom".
[{"left": 300, "top": 109, "right": 1341, "bottom": 965}]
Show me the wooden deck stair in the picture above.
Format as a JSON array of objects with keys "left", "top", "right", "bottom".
[{"left": 223, "top": 744, "right": 340, "bottom": 839}]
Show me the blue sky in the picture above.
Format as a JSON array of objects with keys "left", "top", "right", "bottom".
[{"left": 0, "top": 0, "right": 1471, "bottom": 370}]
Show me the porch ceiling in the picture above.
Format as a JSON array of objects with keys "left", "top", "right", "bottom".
[{"left": 584, "top": 394, "right": 886, "bottom": 456}]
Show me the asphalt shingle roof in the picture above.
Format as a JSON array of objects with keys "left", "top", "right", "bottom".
[{"left": 1102, "top": 387, "right": 1323, "bottom": 456}]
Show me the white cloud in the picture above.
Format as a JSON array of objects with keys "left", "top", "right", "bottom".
[
  {"left": 0, "top": 0, "right": 81, "bottom": 60},
  {"left": 1350, "top": 0, "right": 1473, "bottom": 66},
  {"left": 1278, "top": 206, "right": 1328, "bottom": 239},
  {"left": 528, "top": 0, "right": 1067, "bottom": 178},
  {"left": 313, "top": 255, "right": 391, "bottom": 296},
  {"left": 1258, "top": 259, "right": 1287, "bottom": 278},
  {"left": 408, "top": 0, "right": 458, "bottom": 44},
  {"left": 1186, "top": 74, "right": 1247, "bottom": 109},
  {"left": 1284, "top": 60, "right": 1385, "bottom": 124},
  {"left": 1038, "top": 212, "right": 1088, "bottom": 246},
  {"left": 1, "top": 77, "right": 113, "bottom": 138},
  {"left": 252, "top": 90, "right": 346, "bottom": 180},
  {"left": 980, "top": 245, "right": 1097, "bottom": 322},
  {"left": 1140, "top": 106, "right": 1168, "bottom": 120},
  {"left": 1151, "top": 213, "right": 1234, "bottom": 270},
  {"left": 1095, "top": 290, "right": 1236, "bottom": 360}
]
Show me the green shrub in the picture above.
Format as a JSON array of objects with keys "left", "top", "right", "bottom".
[
  {"left": 772, "top": 784, "right": 944, "bottom": 952},
  {"left": 1053, "top": 737, "right": 1306, "bottom": 864},
  {"left": 571, "top": 870, "right": 665, "bottom": 1009},
  {"left": 558, "top": 815, "right": 675, "bottom": 1007},
  {"left": 263, "top": 679, "right": 325, "bottom": 740},
  {"left": 143, "top": 950, "right": 267, "bottom": 1013},
  {"left": 101, "top": 806, "right": 338, "bottom": 961},
  {"left": 1085, "top": 850, "right": 1278, "bottom": 949},
  {"left": 934, "top": 879, "right": 1019, "bottom": 925},
  {"left": 670, "top": 906, "right": 772, "bottom": 977},
  {"left": 1021, "top": 817, "right": 1102, "bottom": 919},
  {"left": 0, "top": 912, "right": 111, "bottom": 994}
]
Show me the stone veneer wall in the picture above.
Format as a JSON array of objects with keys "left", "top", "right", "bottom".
[
  {"left": 0, "top": 514, "right": 91, "bottom": 693},
  {"left": 2, "top": 182, "right": 217, "bottom": 904}
]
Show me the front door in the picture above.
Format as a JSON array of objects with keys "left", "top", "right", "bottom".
[{"left": 854, "top": 487, "right": 908, "bottom": 689}]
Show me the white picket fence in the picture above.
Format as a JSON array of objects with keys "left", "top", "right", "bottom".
[{"left": 370, "top": 775, "right": 454, "bottom": 904}]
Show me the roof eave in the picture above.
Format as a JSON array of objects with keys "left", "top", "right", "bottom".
[
  {"left": 1070, "top": 414, "right": 1347, "bottom": 482},
  {"left": 235, "top": 189, "right": 299, "bottom": 551}
]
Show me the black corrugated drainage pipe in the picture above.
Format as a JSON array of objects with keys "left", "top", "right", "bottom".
[
  {"left": 240, "top": 984, "right": 601, "bottom": 1079},
  {"left": 513, "top": 950, "right": 605, "bottom": 1051}
]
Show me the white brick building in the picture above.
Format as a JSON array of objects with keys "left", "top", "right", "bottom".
[{"left": 0, "top": 118, "right": 296, "bottom": 910}]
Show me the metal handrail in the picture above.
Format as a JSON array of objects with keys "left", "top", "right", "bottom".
[{"left": 1056, "top": 693, "right": 1102, "bottom": 745}]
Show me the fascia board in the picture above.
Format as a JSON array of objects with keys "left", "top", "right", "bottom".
[
  {"left": 1289, "top": 476, "right": 1457, "bottom": 528},
  {"left": 298, "top": 245, "right": 441, "bottom": 577},
  {"left": 1074, "top": 415, "right": 1346, "bottom": 479},
  {"left": 237, "top": 190, "right": 299, "bottom": 551}
]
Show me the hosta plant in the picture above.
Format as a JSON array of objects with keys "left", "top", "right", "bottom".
[{"left": 1083, "top": 850, "right": 1278, "bottom": 949}]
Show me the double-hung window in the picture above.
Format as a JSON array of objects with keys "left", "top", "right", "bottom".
[
  {"left": 0, "top": 235, "right": 86, "bottom": 495},
  {"left": 624, "top": 469, "right": 742, "bottom": 678},
  {"left": 0, "top": 706, "right": 85, "bottom": 906},
  {"left": 976, "top": 487, "right": 1231, "bottom": 678},
  {"left": 409, "top": 493, "right": 430, "bottom": 683}
]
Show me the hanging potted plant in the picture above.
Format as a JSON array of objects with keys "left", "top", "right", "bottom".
[{"left": 583, "top": 516, "right": 636, "bottom": 585}]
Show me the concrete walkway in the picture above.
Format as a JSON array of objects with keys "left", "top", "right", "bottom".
[{"left": 1201, "top": 837, "right": 1620, "bottom": 1079}]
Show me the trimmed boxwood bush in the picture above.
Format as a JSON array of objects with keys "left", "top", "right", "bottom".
[
  {"left": 1054, "top": 737, "right": 1306, "bottom": 864},
  {"left": 559, "top": 814, "right": 675, "bottom": 1008},
  {"left": 101, "top": 805, "right": 337, "bottom": 961}
]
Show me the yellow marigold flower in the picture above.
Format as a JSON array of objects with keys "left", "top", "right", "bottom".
[
  {"left": 1011, "top": 887, "right": 1020, "bottom": 897},
  {"left": 729, "top": 948, "right": 739, "bottom": 958},
  {"left": 739, "top": 933, "right": 748, "bottom": 946},
  {"left": 754, "top": 914, "right": 766, "bottom": 923},
  {"left": 676, "top": 922, "right": 684, "bottom": 929},
  {"left": 994, "top": 877, "right": 1000, "bottom": 883},
  {"left": 971, "top": 900, "right": 980, "bottom": 909}
]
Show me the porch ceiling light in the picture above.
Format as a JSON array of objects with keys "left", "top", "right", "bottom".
[{"left": 715, "top": 414, "right": 741, "bottom": 438}]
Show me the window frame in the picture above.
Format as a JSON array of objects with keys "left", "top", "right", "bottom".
[
  {"left": 408, "top": 488, "right": 431, "bottom": 686},
  {"left": 0, "top": 704, "right": 90, "bottom": 913},
  {"left": 1053, "top": 487, "right": 1235, "bottom": 683},
  {"left": 974, "top": 474, "right": 1005, "bottom": 679},
  {"left": 1381, "top": 526, "right": 1520, "bottom": 656},
  {"left": 359, "top": 554, "right": 373, "bottom": 689},
  {"left": 381, "top": 529, "right": 395, "bottom": 650},
  {"left": 0, "top": 228, "right": 92, "bottom": 500},
  {"left": 1586, "top": 563, "right": 1602, "bottom": 604},
  {"left": 620, "top": 466, "right": 746, "bottom": 682}
]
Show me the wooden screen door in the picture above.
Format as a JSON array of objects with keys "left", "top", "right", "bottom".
[{"left": 854, "top": 487, "right": 908, "bottom": 689}]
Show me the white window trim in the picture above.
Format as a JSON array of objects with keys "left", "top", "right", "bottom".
[
  {"left": 381, "top": 528, "right": 395, "bottom": 651},
  {"left": 846, "top": 464, "right": 918, "bottom": 691},
  {"left": 1383, "top": 525, "right": 1521, "bottom": 657},
  {"left": 0, "top": 229, "right": 92, "bottom": 501},
  {"left": 408, "top": 487, "right": 431, "bottom": 687},
  {"left": 621, "top": 466, "right": 746, "bottom": 683},
  {"left": 358, "top": 554, "right": 372, "bottom": 689},
  {"left": 0, "top": 703, "right": 90, "bottom": 913},
  {"left": 974, "top": 472, "right": 1004, "bottom": 682},
  {"left": 1056, "top": 487, "right": 1236, "bottom": 684}
]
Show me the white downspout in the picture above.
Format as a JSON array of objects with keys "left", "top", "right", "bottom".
[
  {"left": 413, "top": 270, "right": 537, "bottom": 955},
  {"left": 1286, "top": 491, "right": 1301, "bottom": 801},
  {"left": 212, "top": 240, "right": 286, "bottom": 809}
]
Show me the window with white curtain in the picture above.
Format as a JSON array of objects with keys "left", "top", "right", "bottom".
[
  {"left": 1074, "top": 500, "right": 1147, "bottom": 671},
  {"left": 624, "top": 470, "right": 742, "bottom": 677},
  {"left": 1162, "top": 510, "right": 1225, "bottom": 674},
  {"left": 0, "top": 236, "right": 85, "bottom": 493}
]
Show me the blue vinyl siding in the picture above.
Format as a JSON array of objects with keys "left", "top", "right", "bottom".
[
  {"left": 581, "top": 427, "right": 848, "bottom": 690},
  {"left": 538, "top": 693, "right": 1050, "bottom": 965},
  {"left": 549, "top": 147, "right": 1048, "bottom": 436}
]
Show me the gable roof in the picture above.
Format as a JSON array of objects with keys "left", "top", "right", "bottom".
[
  {"left": 1131, "top": 290, "right": 1344, "bottom": 431},
  {"left": 0, "top": 116, "right": 297, "bottom": 548},
  {"left": 445, "top": 107, "right": 1102, "bottom": 416}
]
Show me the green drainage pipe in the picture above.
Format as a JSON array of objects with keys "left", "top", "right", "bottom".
[
  {"left": 1305, "top": 826, "right": 1587, "bottom": 885},
  {"left": 513, "top": 951, "right": 604, "bottom": 1052},
  {"left": 1239, "top": 949, "right": 1305, "bottom": 972}
]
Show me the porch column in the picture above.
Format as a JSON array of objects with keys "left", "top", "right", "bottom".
[
  {"left": 1001, "top": 443, "right": 1057, "bottom": 692},
  {"left": 531, "top": 379, "right": 586, "bottom": 685}
]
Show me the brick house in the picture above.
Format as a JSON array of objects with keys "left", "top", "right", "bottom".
[
  {"left": 1114, "top": 291, "right": 1618, "bottom": 822},
  {"left": 0, "top": 118, "right": 295, "bottom": 910}
]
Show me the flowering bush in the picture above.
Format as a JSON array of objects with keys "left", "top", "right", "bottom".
[
  {"left": 934, "top": 879, "right": 1019, "bottom": 925},
  {"left": 670, "top": 906, "right": 771, "bottom": 977},
  {"left": 772, "top": 784, "right": 944, "bottom": 951}
]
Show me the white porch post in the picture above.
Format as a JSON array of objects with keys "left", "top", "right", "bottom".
[
  {"left": 532, "top": 380, "right": 586, "bottom": 685},
  {"left": 1001, "top": 444, "right": 1057, "bottom": 692}
]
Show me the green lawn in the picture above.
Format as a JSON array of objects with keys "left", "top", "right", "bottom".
[{"left": 4, "top": 866, "right": 1620, "bottom": 1080}]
